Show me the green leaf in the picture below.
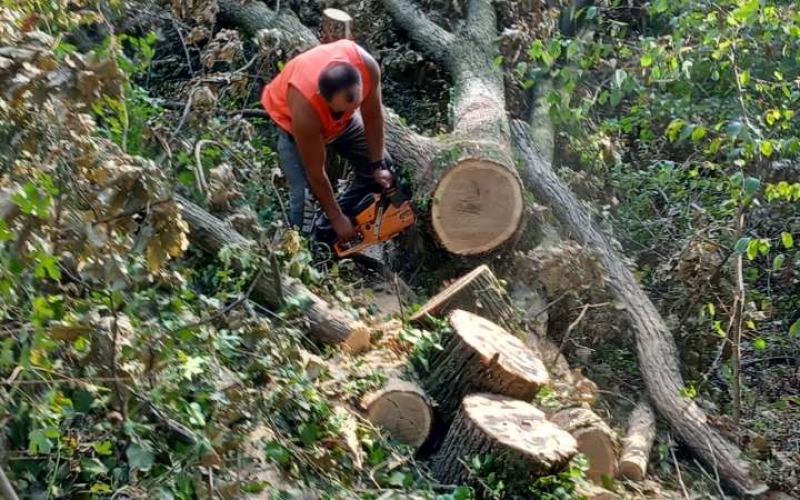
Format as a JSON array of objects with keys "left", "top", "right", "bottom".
[
  {"left": 265, "top": 441, "right": 291, "bottom": 465},
  {"left": 81, "top": 458, "right": 108, "bottom": 476},
  {"left": 388, "top": 471, "right": 407, "bottom": 487},
  {"left": 613, "top": 69, "right": 627, "bottom": 88},
  {"left": 126, "top": 442, "right": 155, "bottom": 471},
  {"left": 758, "top": 240, "right": 771, "bottom": 257},
  {"left": 744, "top": 177, "right": 761, "bottom": 197},
  {"left": 586, "top": 6, "right": 597, "bottom": 19},
  {"left": 732, "top": 0, "right": 760, "bottom": 23},
  {"left": 773, "top": 254, "right": 786, "bottom": 271},
  {"left": 733, "top": 237, "right": 751, "bottom": 254},
  {"left": 28, "top": 429, "right": 53, "bottom": 455},
  {"left": 640, "top": 54, "right": 653, "bottom": 67},
  {"left": 706, "top": 303, "right": 716, "bottom": 317},
  {"left": 790, "top": 320, "right": 800, "bottom": 337},
  {"left": 760, "top": 140, "right": 774, "bottom": 157},
  {"left": 492, "top": 55, "right": 504, "bottom": 69},
  {"left": 691, "top": 126, "right": 707, "bottom": 142},
  {"left": 89, "top": 484, "right": 113, "bottom": 494},
  {"left": 753, "top": 338, "right": 766, "bottom": 351},
  {"left": 746, "top": 239, "right": 759, "bottom": 261},
  {"left": 93, "top": 441, "right": 114, "bottom": 456},
  {"left": 738, "top": 70, "right": 751, "bottom": 86},
  {"left": 781, "top": 232, "right": 794, "bottom": 249}
]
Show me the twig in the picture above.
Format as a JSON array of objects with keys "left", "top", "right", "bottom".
[
  {"left": 171, "top": 17, "right": 195, "bottom": 77},
  {"left": 529, "top": 289, "right": 572, "bottom": 319},
  {"left": 704, "top": 437, "right": 730, "bottom": 500},
  {"left": 0, "top": 466, "right": 21, "bottom": 500},
  {"left": 729, "top": 207, "right": 746, "bottom": 423},
  {"left": 552, "top": 302, "right": 609, "bottom": 365},
  {"left": 668, "top": 434, "right": 691, "bottom": 500},
  {"left": 193, "top": 139, "right": 222, "bottom": 202}
]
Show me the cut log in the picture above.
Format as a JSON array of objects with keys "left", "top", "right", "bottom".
[
  {"left": 217, "top": 0, "right": 317, "bottom": 56},
  {"left": 410, "top": 265, "right": 519, "bottom": 333},
  {"left": 510, "top": 108, "right": 764, "bottom": 495},
  {"left": 424, "top": 309, "right": 549, "bottom": 428},
  {"left": 320, "top": 8, "right": 352, "bottom": 43},
  {"left": 550, "top": 407, "right": 618, "bottom": 482},
  {"left": 431, "top": 393, "right": 577, "bottom": 490},
  {"left": 361, "top": 378, "right": 433, "bottom": 448},
  {"left": 618, "top": 401, "right": 657, "bottom": 481},
  {"left": 177, "top": 195, "right": 370, "bottom": 352},
  {"left": 379, "top": 0, "right": 525, "bottom": 255}
]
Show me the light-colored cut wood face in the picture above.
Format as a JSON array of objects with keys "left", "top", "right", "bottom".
[
  {"left": 463, "top": 394, "right": 577, "bottom": 458},
  {"left": 431, "top": 160, "right": 523, "bottom": 254},
  {"left": 450, "top": 309, "right": 549, "bottom": 386},
  {"left": 367, "top": 391, "right": 432, "bottom": 448},
  {"left": 322, "top": 8, "right": 353, "bottom": 22}
]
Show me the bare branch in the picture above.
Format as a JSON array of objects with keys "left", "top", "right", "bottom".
[{"left": 379, "top": 0, "right": 455, "bottom": 63}]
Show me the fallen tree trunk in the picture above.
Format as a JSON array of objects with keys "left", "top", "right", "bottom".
[
  {"left": 424, "top": 309, "right": 549, "bottom": 428},
  {"left": 509, "top": 112, "right": 763, "bottom": 495},
  {"left": 410, "top": 265, "right": 519, "bottom": 333},
  {"left": 431, "top": 393, "right": 577, "bottom": 490},
  {"left": 618, "top": 401, "right": 657, "bottom": 481},
  {"left": 177, "top": 195, "right": 371, "bottom": 352}
]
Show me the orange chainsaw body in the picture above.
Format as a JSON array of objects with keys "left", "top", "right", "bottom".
[{"left": 333, "top": 189, "right": 416, "bottom": 258}]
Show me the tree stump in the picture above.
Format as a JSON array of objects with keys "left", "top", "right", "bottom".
[
  {"left": 431, "top": 393, "right": 577, "bottom": 489},
  {"left": 424, "top": 309, "right": 549, "bottom": 428},
  {"left": 618, "top": 401, "right": 656, "bottom": 481},
  {"left": 361, "top": 378, "right": 433, "bottom": 448},
  {"left": 410, "top": 265, "right": 518, "bottom": 333},
  {"left": 550, "top": 408, "right": 619, "bottom": 482},
  {"left": 320, "top": 8, "right": 352, "bottom": 43}
]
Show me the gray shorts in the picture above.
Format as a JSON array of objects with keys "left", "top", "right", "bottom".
[{"left": 277, "top": 114, "right": 391, "bottom": 238}]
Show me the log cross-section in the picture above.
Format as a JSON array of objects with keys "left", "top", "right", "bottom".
[
  {"left": 424, "top": 310, "right": 549, "bottom": 428},
  {"left": 378, "top": 0, "right": 525, "bottom": 255},
  {"left": 431, "top": 393, "right": 578, "bottom": 490}
]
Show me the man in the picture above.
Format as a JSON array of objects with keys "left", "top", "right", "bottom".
[{"left": 261, "top": 39, "right": 393, "bottom": 244}]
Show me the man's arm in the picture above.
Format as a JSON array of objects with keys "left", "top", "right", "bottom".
[
  {"left": 358, "top": 47, "right": 385, "bottom": 165},
  {"left": 288, "top": 86, "right": 353, "bottom": 238}
]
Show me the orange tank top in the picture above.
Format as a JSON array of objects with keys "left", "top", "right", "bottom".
[{"left": 261, "top": 40, "right": 372, "bottom": 142}]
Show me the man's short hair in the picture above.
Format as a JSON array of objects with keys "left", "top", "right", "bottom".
[{"left": 318, "top": 62, "right": 361, "bottom": 103}]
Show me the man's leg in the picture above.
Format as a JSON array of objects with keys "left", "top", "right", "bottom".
[{"left": 277, "top": 130, "right": 317, "bottom": 234}]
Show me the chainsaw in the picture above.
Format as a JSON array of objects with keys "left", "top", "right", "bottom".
[{"left": 333, "top": 186, "right": 416, "bottom": 258}]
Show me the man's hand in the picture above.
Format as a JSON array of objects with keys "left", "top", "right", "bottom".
[
  {"left": 370, "top": 159, "right": 394, "bottom": 190},
  {"left": 332, "top": 214, "right": 357, "bottom": 242},
  {"left": 373, "top": 168, "right": 393, "bottom": 190}
]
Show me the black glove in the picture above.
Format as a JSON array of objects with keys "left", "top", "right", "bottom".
[{"left": 368, "top": 157, "right": 393, "bottom": 173}]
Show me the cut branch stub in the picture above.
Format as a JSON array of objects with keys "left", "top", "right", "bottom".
[
  {"left": 431, "top": 393, "right": 578, "bottom": 489},
  {"left": 550, "top": 407, "right": 619, "bottom": 482},
  {"left": 410, "top": 264, "right": 518, "bottom": 333},
  {"left": 424, "top": 309, "right": 549, "bottom": 428},
  {"left": 320, "top": 8, "right": 352, "bottom": 43},
  {"left": 361, "top": 378, "right": 433, "bottom": 448}
]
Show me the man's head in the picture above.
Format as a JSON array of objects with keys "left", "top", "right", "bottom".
[{"left": 318, "top": 62, "right": 363, "bottom": 113}]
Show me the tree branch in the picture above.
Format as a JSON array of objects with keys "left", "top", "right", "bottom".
[
  {"left": 465, "top": 0, "right": 497, "bottom": 43},
  {"left": 378, "top": 0, "right": 455, "bottom": 63}
]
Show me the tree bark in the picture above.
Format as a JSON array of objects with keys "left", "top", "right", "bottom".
[
  {"left": 361, "top": 377, "right": 433, "bottom": 448},
  {"left": 410, "top": 265, "right": 519, "bottom": 333},
  {"left": 509, "top": 118, "right": 764, "bottom": 496},
  {"left": 550, "top": 407, "right": 619, "bottom": 482},
  {"left": 217, "top": 0, "right": 317, "bottom": 56},
  {"left": 618, "top": 401, "right": 657, "bottom": 481},
  {"left": 379, "top": 0, "right": 525, "bottom": 255},
  {"left": 430, "top": 393, "right": 577, "bottom": 490},
  {"left": 424, "top": 310, "right": 549, "bottom": 428},
  {"left": 177, "top": 195, "right": 371, "bottom": 352}
]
